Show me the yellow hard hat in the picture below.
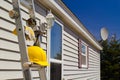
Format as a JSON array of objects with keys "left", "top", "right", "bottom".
[{"left": 27, "top": 46, "right": 48, "bottom": 66}]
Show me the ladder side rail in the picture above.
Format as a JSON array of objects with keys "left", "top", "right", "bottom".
[
  {"left": 12, "top": 0, "right": 33, "bottom": 80},
  {"left": 39, "top": 67, "right": 47, "bottom": 80},
  {"left": 28, "top": 0, "right": 36, "bottom": 19}
]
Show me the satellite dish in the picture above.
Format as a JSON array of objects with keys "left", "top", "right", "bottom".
[{"left": 101, "top": 27, "right": 108, "bottom": 41}]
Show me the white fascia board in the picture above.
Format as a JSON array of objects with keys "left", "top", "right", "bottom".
[{"left": 44, "top": 0, "right": 102, "bottom": 50}]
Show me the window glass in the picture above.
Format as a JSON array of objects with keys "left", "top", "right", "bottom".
[
  {"left": 50, "top": 22, "right": 62, "bottom": 60},
  {"left": 82, "top": 44, "right": 86, "bottom": 54},
  {"left": 50, "top": 63, "right": 61, "bottom": 80},
  {"left": 81, "top": 55, "right": 86, "bottom": 65}
]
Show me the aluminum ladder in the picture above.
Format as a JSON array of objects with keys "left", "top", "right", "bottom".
[{"left": 9, "top": 0, "right": 47, "bottom": 80}]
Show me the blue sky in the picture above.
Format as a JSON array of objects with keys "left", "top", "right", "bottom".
[{"left": 62, "top": 0, "right": 120, "bottom": 40}]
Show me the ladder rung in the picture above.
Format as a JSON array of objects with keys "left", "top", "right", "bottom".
[
  {"left": 23, "top": 62, "right": 46, "bottom": 68},
  {"left": 31, "top": 63, "right": 46, "bottom": 68}
]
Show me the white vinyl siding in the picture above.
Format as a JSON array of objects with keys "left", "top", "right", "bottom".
[
  {"left": 63, "top": 27, "right": 100, "bottom": 80},
  {"left": 0, "top": 0, "right": 47, "bottom": 80}
]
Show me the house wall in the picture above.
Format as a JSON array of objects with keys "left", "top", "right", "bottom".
[
  {"left": 63, "top": 26, "right": 100, "bottom": 80},
  {"left": 0, "top": 0, "right": 100, "bottom": 80}
]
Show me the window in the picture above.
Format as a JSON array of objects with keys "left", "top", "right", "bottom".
[
  {"left": 50, "top": 21, "right": 62, "bottom": 80},
  {"left": 50, "top": 63, "right": 61, "bottom": 80},
  {"left": 78, "top": 39, "right": 89, "bottom": 68},
  {"left": 50, "top": 22, "right": 62, "bottom": 60}
]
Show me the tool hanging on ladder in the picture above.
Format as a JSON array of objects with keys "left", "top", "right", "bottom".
[{"left": 9, "top": 0, "right": 48, "bottom": 80}]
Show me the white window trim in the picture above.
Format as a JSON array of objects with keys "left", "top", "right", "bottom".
[
  {"left": 81, "top": 43, "right": 88, "bottom": 68},
  {"left": 50, "top": 20, "right": 63, "bottom": 61},
  {"left": 50, "top": 58, "right": 62, "bottom": 64},
  {"left": 79, "top": 40, "right": 88, "bottom": 68},
  {"left": 49, "top": 20, "right": 64, "bottom": 80}
]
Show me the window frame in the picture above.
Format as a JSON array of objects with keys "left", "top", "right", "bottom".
[
  {"left": 50, "top": 20, "right": 63, "bottom": 60},
  {"left": 78, "top": 39, "right": 89, "bottom": 68},
  {"left": 50, "top": 20, "right": 63, "bottom": 80}
]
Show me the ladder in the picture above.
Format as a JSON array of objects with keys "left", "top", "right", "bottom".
[{"left": 9, "top": 0, "right": 47, "bottom": 80}]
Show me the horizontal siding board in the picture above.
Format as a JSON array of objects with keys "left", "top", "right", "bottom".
[
  {"left": 63, "top": 44, "right": 78, "bottom": 55},
  {"left": 0, "top": 0, "right": 13, "bottom": 11},
  {"left": 0, "top": 71, "right": 23, "bottom": 80},
  {"left": 0, "top": 39, "right": 19, "bottom": 51},
  {"left": 89, "top": 58, "right": 100, "bottom": 64},
  {"left": 89, "top": 54, "right": 100, "bottom": 62},
  {"left": 89, "top": 62, "right": 100, "bottom": 67},
  {"left": 63, "top": 39, "right": 78, "bottom": 50},
  {"left": 0, "top": 19, "right": 15, "bottom": 32},
  {"left": 89, "top": 51, "right": 99, "bottom": 57},
  {"left": 89, "top": 52, "right": 99, "bottom": 59},
  {"left": 63, "top": 65, "right": 81, "bottom": 70},
  {"left": 63, "top": 49, "right": 78, "bottom": 58},
  {"left": 63, "top": 70, "right": 99, "bottom": 76},
  {"left": 63, "top": 74, "right": 100, "bottom": 80},
  {"left": 0, "top": 8, "right": 15, "bottom": 23},
  {"left": 63, "top": 65, "right": 99, "bottom": 71},
  {"left": 63, "top": 60, "right": 78, "bottom": 66},
  {"left": 63, "top": 31, "right": 78, "bottom": 42},
  {"left": 0, "top": 50, "right": 20, "bottom": 60},
  {"left": 89, "top": 55, "right": 100, "bottom": 63},
  {"left": 68, "top": 75, "right": 100, "bottom": 80},
  {"left": 89, "top": 53, "right": 100, "bottom": 60},
  {"left": 0, "top": 61, "right": 21, "bottom": 69},
  {"left": 89, "top": 58, "right": 100, "bottom": 67},
  {"left": 64, "top": 73, "right": 100, "bottom": 80},
  {"left": 63, "top": 34, "right": 78, "bottom": 47},
  {"left": 89, "top": 48, "right": 100, "bottom": 57},
  {"left": 63, "top": 54, "right": 78, "bottom": 62},
  {"left": 0, "top": 29, "right": 18, "bottom": 42},
  {"left": 5, "top": 0, "right": 12, "bottom": 3}
]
